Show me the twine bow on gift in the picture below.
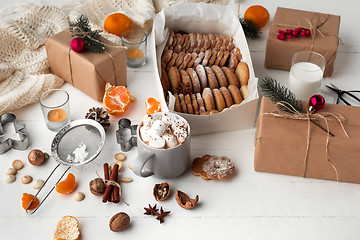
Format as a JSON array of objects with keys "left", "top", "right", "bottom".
[{"left": 261, "top": 101, "right": 350, "bottom": 181}]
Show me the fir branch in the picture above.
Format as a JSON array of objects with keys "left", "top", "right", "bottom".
[
  {"left": 260, "top": 77, "right": 303, "bottom": 113},
  {"left": 70, "top": 15, "right": 105, "bottom": 53},
  {"left": 240, "top": 18, "right": 262, "bottom": 39}
]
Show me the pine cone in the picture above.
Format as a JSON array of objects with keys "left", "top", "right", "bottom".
[{"left": 85, "top": 107, "right": 110, "bottom": 131}]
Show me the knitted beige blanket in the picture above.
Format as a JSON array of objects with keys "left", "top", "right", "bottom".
[{"left": 0, "top": 0, "right": 155, "bottom": 114}]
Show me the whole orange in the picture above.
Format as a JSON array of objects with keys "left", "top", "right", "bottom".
[
  {"left": 104, "top": 13, "right": 132, "bottom": 37},
  {"left": 244, "top": 5, "right": 270, "bottom": 28}
]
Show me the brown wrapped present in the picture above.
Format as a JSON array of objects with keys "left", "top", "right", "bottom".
[
  {"left": 264, "top": 7, "right": 340, "bottom": 77},
  {"left": 45, "top": 30, "right": 127, "bottom": 101},
  {"left": 254, "top": 97, "right": 360, "bottom": 184}
]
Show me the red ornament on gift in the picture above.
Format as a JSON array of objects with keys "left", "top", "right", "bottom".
[
  {"left": 71, "top": 38, "right": 85, "bottom": 53},
  {"left": 308, "top": 94, "right": 325, "bottom": 113}
]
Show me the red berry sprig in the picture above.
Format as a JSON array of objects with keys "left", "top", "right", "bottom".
[{"left": 277, "top": 28, "right": 311, "bottom": 40}]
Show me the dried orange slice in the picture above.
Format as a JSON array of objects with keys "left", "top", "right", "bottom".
[
  {"left": 145, "top": 97, "right": 161, "bottom": 115},
  {"left": 22, "top": 193, "right": 39, "bottom": 210},
  {"left": 56, "top": 173, "right": 76, "bottom": 194},
  {"left": 54, "top": 216, "right": 80, "bottom": 240},
  {"left": 103, "top": 83, "right": 131, "bottom": 115}
]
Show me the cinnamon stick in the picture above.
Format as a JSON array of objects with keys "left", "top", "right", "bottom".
[
  {"left": 112, "top": 172, "right": 120, "bottom": 203},
  {"left": 102, "top": 163, "right": 119, "bottom": 203}
]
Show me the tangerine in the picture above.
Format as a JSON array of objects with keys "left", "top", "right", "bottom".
[
  {"left": 56, "top": 173, "right": 76, "bottom": 194},
  {"left": 145, "top": 97, "right": 161, "bottom": 115},
  {"left": 22, "top": 193, "right": 39, "bottom": 210},
  {"left": 104, "top": 13, "right": 132, "bottom": 37},
  {"left": 103, "top": 83, "right": 131, "bottom": 115},
  {"left": 244, "top": 5, "right": 270, "bottom": 28},
  {"left": 54, "top": 216, "right": 80, "bottom": 240}
]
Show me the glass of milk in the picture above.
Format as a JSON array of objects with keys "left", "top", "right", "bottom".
[{"left": 288, "top": 51, "right": 326, "bottom": 100}]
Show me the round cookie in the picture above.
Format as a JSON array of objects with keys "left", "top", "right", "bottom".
[
  {"left": 212, "top": 88, "right": 226, "bottom": 112},
  {"left": 203, "top": 34, "right": 211, "bottom": 49},
  {"left": 196, "top": 93, "right": 206, "bottom": 114},
  {"left": 240, "top": 85, "right": 248, "bottom": 100},
  {"left": 228, "top": 85, "right": 243, "bottom": 104},
  {"left": 176, "top": 33, "right": 184, "bottom": 46},
  {"left": 178, "top": 93, "right": 188, "bottom": 113},
  {"left": 209, "top": 110, "right": 219, "bottom": 115},
  {"left": 186, "top": 68, "right": 202, "bottom": 93},
  {"left": 161, "top": 68, "right": 171, "bottom": 93},
  {"left": 214, "top": 51, "right": 224, "bottom": 66},
  {"left": 235, "top": 61, "right": 250, "bottom": 86},
  {"left": 202, "top": 49, "right": 212, "bottom": 66},
  {"left": 231, "top": 47, "right": 242, "bottom": 61},
  {"left": 184, "top": 94, "right": 194, "bottom": 114},
  {"left": 168, "top": 66, "right": 181, "bottom": 93},
  {"left": 166, "top": 52, "right": 178, "bottom": 70},
  {"left": 173, "top": 44, "right": 182, "bottom": 54},
  {"left": 189, "top": 33, "right": 198, "bottom": 49},
  {"left": 219, "top": 51, "right": 230, "bottom": 67},
  {"left": 205, "top": 66, "right": 219, "bottom": 89},
  {"left": 219, "top": 87, "right": 234, "bottom": 108},
  {"left": 193, "top": 52, "right": 205, "bottom": 67},
  {"left": 161, "top": 49, "right": 173, "bottom": 67},
  {"left": 226, "top": 42, "right": 235, "bottom": 51},
  {"left": 175, "top": 51, "right": 185, "bottom": 68},
  {"left": 211, "top": 65, "right": 228, "bottom": 88},
  {"left": 173, "top": 93, "right": 182, "bottom": 112},
  {"left": 179, "top": 69, "right": 193, "bottom": 93},
  {"left": 228, "top": 52, "right": 238, "bottom": 69},
  {"left": 191, "top": 94, "right": 199, "bottom": 115},
  {"left": 221, "top": 66, "right": 240, "bottom": 88},
  {"left": 208, "top": 50, "right": 218, "bottom": 66},
  {"left": 179, "top": 52, "right": 192, "bottom": 69},
  {"left": 202, "top": 88, "right": 216, "bottom": 112},
  {"left": 195, "top": 64, "right": 208, "bottom": 90}
]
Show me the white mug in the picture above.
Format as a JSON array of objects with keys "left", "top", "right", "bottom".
[{"left": 132, "top": 112, "right": 191, "bottom": 179}]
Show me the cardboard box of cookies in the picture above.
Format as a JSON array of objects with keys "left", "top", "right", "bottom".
[{"left": 152, "top": 2, "right": 259, "bottom": 135}]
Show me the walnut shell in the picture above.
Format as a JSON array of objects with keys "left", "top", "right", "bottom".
[
  {"left": 89, "top": 178, "right": 106, "bottom": 196},
  {"left": 153, "top": 182, "right": 170, "bottom": 201},
  {"left": 109, "top": 212, "right": 130, "bottom": 232},
  {"left": 28, "top": 149, "right": 48, "bottom": 166},
  {"left": 175, "top": 190, "right": 199, "bottom": 209}
]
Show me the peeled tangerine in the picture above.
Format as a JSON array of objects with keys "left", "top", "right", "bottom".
[
  {"left": 145, "top": 97, "right": 161, "bottom": 115},
  {"left": 56, "top": 173, "right": 76, "bottom": 194},
  {"left": 103, "top": 83, "right": 131, "bottom": 115},
  {"left": 54, "top": 216, "right": 80, "bottom": 240},
  {"left": 22, "top": 193, "right": 39, "bottom": 210}
]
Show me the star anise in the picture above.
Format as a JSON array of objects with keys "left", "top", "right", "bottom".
[
  {"left": 144, "top": 204, "right": 159, "bottom": 216},
  {"left": 156, "top": 207, "right": 171, "bottom": 224},
  {"left": 176, "top": 82, "right": 192, "bottom": 95}
]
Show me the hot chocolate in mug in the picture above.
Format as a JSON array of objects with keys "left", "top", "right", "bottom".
[{"left": 132, "top": 112, "right": 190, "bottom": 179}]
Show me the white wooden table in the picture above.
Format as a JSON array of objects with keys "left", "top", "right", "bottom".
[{"left": 1, "top": 0, "right": 360, "bottom": 239}]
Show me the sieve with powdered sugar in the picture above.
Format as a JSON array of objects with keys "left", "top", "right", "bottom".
[{"left": 25, "top": 119, "right": 106, "bottom": 214}]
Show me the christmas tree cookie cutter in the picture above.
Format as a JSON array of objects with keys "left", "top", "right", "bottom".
[
  {"left": 0, "top": 113, "right": 30, "bottom": 154},
  {"left": 116, "top": 118, "right": 138, "bottom": 152}
]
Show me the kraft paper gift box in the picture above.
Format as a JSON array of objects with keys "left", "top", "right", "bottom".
[
  {"left": 264, "top": 7, "right": 341, "bottom": 77},
  {"left": 45, "top": 30, "right": 127, "bottom": 101},
  {"left": 254, "top": 97, "right": 360, "bottom": 184}
]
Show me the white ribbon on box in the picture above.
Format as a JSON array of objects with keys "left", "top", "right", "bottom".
[{"left": 151, "top": 2, "right": 259, "bottom": 135}]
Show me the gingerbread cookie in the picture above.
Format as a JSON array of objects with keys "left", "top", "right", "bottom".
[
  {"left": 179, "top": 52, "right": 192, "bottom": 69},
  {"left": 221, "top": 66, "right": 240, "bottom": 88},
  {"left": 203, "top": 34, "right": 211, "bottom": 49},
  {"left": 176, "top": 33, "right": 184, "bottom": 46},
  {"left": 228, "top": 85, "right": 243, "bottom": 104},
  {"left": 219, "top": 87, "right": 234, "bottom": 108},
  {"left": 192, "top": 155, "right": 212, "bottom": 180},
  {"left": 202, "top": 49, "right": 212, "bottom": 66},
  {"left": 179, "top": 69, "right": 193, "bottom": 93},
  {"left": 235, "top": 61, "right": 249, "bottom": 86},
  {"left": 161, "top": 49, "right": 173, "bottom": 67},
  {"left": 196, "top": 93, "right": 206, "bottom": 114},
  {"left": 228, "top": 52, "right": 238, "bottom": 69},
  {"left": 212, "top": 88, "right": 226, "bottom": 112},
  {"left": 166, "top": 52, "right": 178, "bottom": 70},
  {"left": 231, "top": 47, "right": 242, "bottom": 61},
  {"left": 191, "top": 94, "right": 199, "bottom": 115},
  {"left": 189, "top": 33, "right": 197, "bottom": 49},
  {"left": 175, "top": 51, "right": 185, "bottom": 68},
  {"left": 173, "top": 93, "right": 182, "bottom": 113},
  {"left": 209, "top": 110, "right": 219, "bottom": 115},
  {"left": 186, "top": 68, "right": 202, "bottom": 93},
  {"left": 214, "top": 51, "right": 224, "bottom": 66},
  {"left": 178, "top": 93, "right": 188, "bottom": 113},
  {"left": 193, "top": 52, "right": 205, "bottom": 67},
  {"left": 205, "top": 66, "right": 219, "bottom": 89},
  {"left": 197, "top": 33, "right": 204, "bottom": 48},
  {"left": 168, "top": 66, "right": 181, "bottom": 93},
  {"left": 184, "top": 94, "right": 194, "bottom": 114},
  {"left": 195, "top": 64, "right": 208, "bottom": 90},
  {"left": 240, "top": 85, "right": 248, "bottom": 100},
  {"left": 208, "top": 50, "right": 218, "bottom": 66},
  {"left": 219, "top": 51, "right": 230, "bottom": 67},
  {"left": 160, "top": 68, "right": 171, "bottom": 93},
  {"left": 202, "top": 87, "right": 216, "bottom": 112},
  {"left": 202, "top": 155, "right": 235, "bottom": 180},
  {"left": 211, "top": 65, "right": 228, "bottom": 88}
]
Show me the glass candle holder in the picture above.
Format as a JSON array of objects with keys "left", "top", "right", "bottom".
[
  {"left": 121, "top": 30, "right": 147, "bottom": 68},
  {"left": 39, "top": 89, "right": 70, "bottom": 131},
  {"left": 288, "top": 51, "right": 326, "bottom": 100}
]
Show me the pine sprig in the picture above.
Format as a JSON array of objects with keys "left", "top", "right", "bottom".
[
  {"left": 70, "top": 15, "right": 105, "bottom": 53},
  {"left": 240, "top": 18, "right": 262, "bottom": 39},
  {"left": 260, "top": 77, "right": 303, "bottom": 113}
]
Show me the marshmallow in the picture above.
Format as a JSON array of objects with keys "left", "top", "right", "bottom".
[
  {"left": 173, "top": 128, "right": 188, "bottom": 144},
  {"left": 161, "top": 113, "right": 176, "bottom": 126},
  {"left": 140, "top": 126, "right": 151, "bottom": 143},
  {"left": 149, "top": 136, "right": 166, "bottom": 149},
  {"left": 162, "top": 133, "right": 178, "bottom": 148},
  {"left": 149, "top": 120, "right": 167, "bottom": 137}
]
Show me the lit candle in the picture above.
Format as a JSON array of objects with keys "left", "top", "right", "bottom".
[
  {"left": 48, "top": 109, "right": 67, "bottom": 122},
  {"left": 127, "top": 48, "right": 145, "bottom": 67}
]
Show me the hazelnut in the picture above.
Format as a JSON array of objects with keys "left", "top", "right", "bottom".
[
  {"left": 175, "top": 190, "right": 199, "bottom": 209},
  {"left": 153, "top": 182, "right": 170, "bottom": 201},
  {"left": 109, "top": 212, "right": 130, "bottom": 232},
  {"left": 28, "top": 149, "right": 48, "bottom": 166},
  {"left": 89, "top": 178, "right": 106, "bottom": 196}
]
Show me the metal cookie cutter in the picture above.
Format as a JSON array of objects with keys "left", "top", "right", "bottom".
[
  {"left": 0, "top": 113, "right": 30, "bottom": 154},
  {"left": 116, "top": 118, "right": 138, "bottom": 152}
]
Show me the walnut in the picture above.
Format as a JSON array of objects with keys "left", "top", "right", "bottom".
[
  {"left": 153, "top": 182, "right": 170, "bottom": 201},
  {"left": 89, "top": 178, "right": 106, "bottom": 196},
  {"left": 109, "top": 212, "right": 130, "bottom": 232},
  {"left": 28, "top": 149, "right": 49, "bottom": 166},
  {"left": 175, "top": 190, "right": 199, "bottom": 209}
]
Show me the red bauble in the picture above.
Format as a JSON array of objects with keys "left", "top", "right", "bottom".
[
  {"left": 71, "top": 38, "right": 85, "bottom": 53},
  {"left": 309, "top": 94, "right": 325, "bottom": 113}
]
